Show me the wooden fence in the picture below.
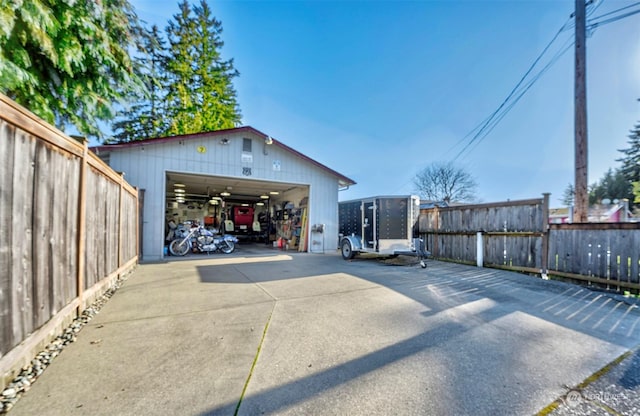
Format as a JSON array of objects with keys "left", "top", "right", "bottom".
[
  {"left": 419, "top": 194, "right": 640, "bottom": 293},
  {"left": 548, "top": 223, "right": 640, "bottom": 291},
  {"left": 0, "top": 94, "right": 138, "bottom": 390}
]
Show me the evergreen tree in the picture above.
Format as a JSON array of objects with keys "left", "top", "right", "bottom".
[
  {"left": 0, "top": 0, "right": 145, "bottom": 139},
  {"left": 617, "top": 122, "right": 640, "bottom": 203},
  {"left": 164, "top": 0, "right": 240, "bottom": 136},
  {"left": 561, "top": 183, "right": 575, "bottom": 206},
  {"left": 588, "top": 168, "right": 632, "bottom": 205},
  {"left": 110, "top": 25, "right": 168, "bottom": 143}
]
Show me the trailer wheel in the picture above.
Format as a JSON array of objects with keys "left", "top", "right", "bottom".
[{"left": 341, "top": 240, "right": 355, "bottom": 260}]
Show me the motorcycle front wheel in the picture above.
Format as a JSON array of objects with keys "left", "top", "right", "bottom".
[
  {"left": 169, "top": 239, "right": 190, "bottom": 256},
  {"left": 220, "top": 240, "right": 235, "bottom": 254}
]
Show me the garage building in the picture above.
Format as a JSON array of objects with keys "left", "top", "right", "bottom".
[{"left": 91, "top": 127, "right": 355, "bottom": 261}]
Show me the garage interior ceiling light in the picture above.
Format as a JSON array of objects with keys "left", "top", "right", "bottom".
[
  {"left": 174, "top": 189, "right": 186, "bottom": 194},
  {"left": 269, "top": 191, "right": 279, "bottom": 195},
  {"left": 220, "top": 191, "right": 231, "bottom": 197},
  {"left": 260, "top": 194, "right": 269, "bottom": 199},
  {"left": 208, "top": 199, "right": 219, "bottom": 205},
  {"left": 256, "top": 202, "right": 264, "bottom": 206},
  {"left": 174, "top": 183, "right": 186, "bottom": 188}
]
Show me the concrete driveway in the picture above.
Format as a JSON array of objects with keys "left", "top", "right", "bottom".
[{"left": 9, "top": 247, "right": 640, "bottom": 415}]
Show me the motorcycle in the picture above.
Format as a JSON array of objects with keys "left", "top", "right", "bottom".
[{"left": 168, "top": 223, "right": 238, "bottom": 256}]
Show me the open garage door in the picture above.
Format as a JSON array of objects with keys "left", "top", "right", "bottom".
[{"left": 164, "top": 172, "right": 310, "bottom": 255}]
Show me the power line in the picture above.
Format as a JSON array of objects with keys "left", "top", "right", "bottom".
[
  {"left": 588, "top": 6, "right": 640, "bottom": 28},
  {"left": 461, "top": 39, "right": 575, "bottom": 160},
  {"left": 588, "top": 1, "right": 639, "bottom": 21},
  {"left": 564, "top": 0, "right": 603, "bottom": 31},
  {"left": 450, "top": 17, "right": 574, "bottom": 162},
  {"left": 449, "top": 1, "right": 640, "bottom": 163},
  {"left": 587, "top": 0, "right": 606, "bottom": 16},
  {"left": 439, "top": 113, "right": 497, "bottom": 159}
]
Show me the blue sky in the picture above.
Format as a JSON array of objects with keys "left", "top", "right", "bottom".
[{"left": 127, "top": 0, "right": 640, "bottom": 206}]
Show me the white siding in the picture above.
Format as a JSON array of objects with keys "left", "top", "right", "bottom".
[{"left": 104, "top": 131, "right": 342, "bottom": 260}]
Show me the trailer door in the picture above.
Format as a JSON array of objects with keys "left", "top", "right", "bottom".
[{"left": 363, "top": 201, "right": 376, "bottom": 249}]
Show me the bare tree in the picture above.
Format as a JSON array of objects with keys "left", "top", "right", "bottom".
[{"left": 413, "top": 162, "right": 478, "bottom": 203}]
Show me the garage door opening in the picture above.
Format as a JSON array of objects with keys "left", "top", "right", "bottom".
[{"left": 163, "top": 172, "right": 310, "bottom": 256}]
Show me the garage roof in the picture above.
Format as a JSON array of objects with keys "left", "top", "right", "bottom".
[{"left": 91, "top": 126, "right": 356, "bottom": 188}]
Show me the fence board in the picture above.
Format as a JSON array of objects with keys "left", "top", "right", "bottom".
[
  {"left": 62, "top": 154, "right": 80, "bottom": 310},
  {"left": 0, "top": 121, "right": 16, "bottom": 355},
  {"left": 32, "top": 141, "right": 54, "bottom": 329},
  {"left": 121, "top": 193, "right": 137, "bottom": 260},
  {"left": 631, "top": 232, "right": 640, "bottom": 285},
  {"left": 106, "top": 178, "right": 119, "bottom": 274},
  {"left": 10, "top": 130, "right": 36, "bottom": 350}
]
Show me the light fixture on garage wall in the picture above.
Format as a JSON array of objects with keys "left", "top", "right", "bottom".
[
  {"left": 220, "top": 138, "right": 229, "bottom": 145},
  {"left": 263, "top": 136, "right": 273, "bottom": 155}
]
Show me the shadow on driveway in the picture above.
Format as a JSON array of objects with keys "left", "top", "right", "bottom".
[{"left": 194, "top": 254, "right": 640, "bottom": 415}]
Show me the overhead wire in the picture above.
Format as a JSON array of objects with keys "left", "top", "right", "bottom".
[
  {"left": 461, "top": 39, "right": 576, "bottom": 160},
  {"left": 588, "top": 7, "right": 640, "bottom": 29},
  {"left": 588, "top": 1, "right": 639, "bottom": 21},
  {"left": 448, "top": 0, "right": 640, "bottom": 163},
  {"left": 565, "top": 0, "right": 604, "bottom": 31},
  {"left": 450, "top": 16, "right": 573, "bottom": 162}
]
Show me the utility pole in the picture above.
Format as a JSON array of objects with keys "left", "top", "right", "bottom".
[{"left": 574, "top": 0, "right": 589, "bottom": 222}]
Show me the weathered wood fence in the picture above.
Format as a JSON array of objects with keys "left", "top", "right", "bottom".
[
  {"left": 0, "top": 94, "right": 139, "bottom": 390},
  {"left": 419, "top": 194, "right": 640, "bottom": 293},
  {"left": 548, "top": 222, "right": 640, "bottom": 292}
]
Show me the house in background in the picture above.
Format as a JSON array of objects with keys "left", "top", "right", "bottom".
[
  {"left": 419, "top": 200, "right": 450, "bottom": 210},
  {"left": 549, "top": 200, "right": 633, "bottom": 223}
]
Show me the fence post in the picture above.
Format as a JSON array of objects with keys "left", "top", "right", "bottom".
[
  {"left": 137, "top": 188, "right": 144, "bottom": 261},
  {"left": 433, "top": 206, "right": 440, "bottom": 257},
  {"left": 476, "top": 232, "right": 484, "bottom": 267},
  {"left": 541, "top": 193, "right": 550, "bottom": 278},
  {"left": 76, "top": 140, "right": 88, "bottom": 312},
  {"left": 118, "top": 173, "right": 124, "bottom": 268}
]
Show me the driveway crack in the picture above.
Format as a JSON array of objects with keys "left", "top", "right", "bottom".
[{"left": 234, "top": 302, "right": 276, "bottom": 416}]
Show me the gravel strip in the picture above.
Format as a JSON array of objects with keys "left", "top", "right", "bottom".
[{"left": 0, "top": 273, "right": 130, "bottom": 414}]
